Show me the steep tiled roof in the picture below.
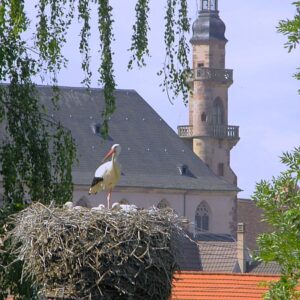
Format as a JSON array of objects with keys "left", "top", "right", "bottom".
[
  {"left": 195, "top": 233, "right": 235, "bottom": 242},
  {"left": 34, "top": 86, "right": 238, "bottom": 192},
  {"left": 247, "top": 261, "right": 281, "bottom": 275},
  {"left": 198, "top": 241, "right": 239, "bottom": 273},
  {"left": 237, "top": 199, "right": 273, "bottom": 250},
  {"left": 176, "top": 235, "right": 202, "bottom": 271},
  {"left": 176, "top": 233, "right": 280, "bottom": 275},
  {"left": 171, "top": 272, "right": 281, "bottom": 300},
  {"left": 176, "top": 234, "right": 238, "bottom": 273}
]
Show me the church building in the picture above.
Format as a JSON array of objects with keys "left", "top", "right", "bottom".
[
  {"left": 44, "top": 0, "right": 239, "bottom": 238},
  {"left": 0, "top": 0, "right": 240, "bottom": 239}
]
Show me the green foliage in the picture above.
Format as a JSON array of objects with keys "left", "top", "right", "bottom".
[
  {"left": 158, "top": 0, "right": 190, "bottom": 104},
  {"left": 0, "top": 1, "right": 76, "bottom": 298},
  {"left": 254, "top": 147, "right": 300, "bottom": 299},
  {"left": 0, "top": 205, "right": 39, "bottom": 300},
  {"left": 78, "top": 0, "right": 92, "bottom": 86},
  {"left": 97, "top": 0, "right": 116, "bottom": 139},
  {"left": 128, "top": 0, "right": 150, "bottom": 69},
  {"left": 277, "top": 2, "right": 300, "bottom": 90},
  {"left": 0, "top": 0, "right": 192, "bottom": 297}
]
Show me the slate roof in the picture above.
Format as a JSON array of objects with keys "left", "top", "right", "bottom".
[
  {"left": 198, "top": 241, "right": 239, "bottom": 273},
  {"left": 36, "top": 86, "right": 238, "bottom": 192},
  {"left": 195, "top": 233, "right": 235, "bottom": 242},
  {"left": 237, "top": 198, "right": 273, "bottom": 250},
  {"left": 176, "top": 235, "right": 202, "bottom": 271},
  {"left": 171, "top": 272, "right": 284, "bottom": 300},
  {"left": 176, "top": 233, "right": 238, "bottom": 273},
  {"left": 176, "top": 233, "right": 280, "bottom": 275},
  {"left": 247, "top": 261, "right": 281, "bottom": 275}
]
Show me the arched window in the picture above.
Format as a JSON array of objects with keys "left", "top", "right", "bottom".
[
  {"left": 157, "top": 198, "right": 170, "bottom": 209},
  {"left": 212, "top": 98, "right": 224, "bottom": 125},
  {"left": 195, "top": 201, "right": 210, "bottom": 232},
  {"left": 201, "top": 112, "right": 207, "bottom": 122}
]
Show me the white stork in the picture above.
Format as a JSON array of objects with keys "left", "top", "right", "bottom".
[{"left": 88, "top": 144, "right": 122, "bottom": 208}]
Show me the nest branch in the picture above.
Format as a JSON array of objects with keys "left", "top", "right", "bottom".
[{"left": 7, "top": 203, "right": 186, "bottom": 300}]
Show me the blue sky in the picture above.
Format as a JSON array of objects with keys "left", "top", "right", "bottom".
[{"left": 28, "top": 1, "right": 300, "bottom": 198}]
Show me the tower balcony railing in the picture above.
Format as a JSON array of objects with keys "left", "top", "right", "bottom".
[
  {"left": 187, "top": 67, "right": 233, "bottom": 83},
  {"left": 178, "top": 124, "right": 239, "bottom": 140},
  {"left": 177, "top": 125, "right": 193, "bottom": 137}
]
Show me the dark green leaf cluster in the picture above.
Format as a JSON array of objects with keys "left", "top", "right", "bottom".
[
  {"left": 277, "top": 2, "right": 300, "bottom": 91},
  {"left": 78, "top": 0, "right": 92, "bottom": 86},
  {"left": 0, "top": 1, "right": 76, "bottom": 298},
  {"left": 0, "top": 0, "right": 193, "bottom": 297},
  {"left": 97, "top": 0, "right": 116, "bottom": 139},
  {"left": 254, "top": 147, "right": 300, "bottom": 299},
  {"left": 128, "top": 0, "right": 150, "bottom": 69},
  {"left": 0, "top": 204, "right": 39, "bottom": 300},
  {"left": 36, "top": 0, "right": 76, "bottom": 81}
]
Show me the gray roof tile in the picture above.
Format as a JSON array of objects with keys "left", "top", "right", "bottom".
[
  {"left": 176, "top": 233, "right": 238, "bottom": 273},
  {"left": 37, "top": 86, "right": 238, "bottom": 192},
  {"left": 198, "top": 241, "right": 238, "bottom": 273},
  {"left": 177, "top": 232, "right": 281, "bottom": 274},
  {"left": 237, "top": 199, "right": 273, "bottom": 250},
  {"left": 247, "top": 261, "right": 281, "bottom": 275}
]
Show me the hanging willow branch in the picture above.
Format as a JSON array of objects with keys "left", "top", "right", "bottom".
[
  {"left": 97, "top": 0, "right": 116, "bottom": 139},
  {"left": 0, "top": 1, "right": 192, "bottom": 298},
  {"left": 36, "top": 0, "right": 75, "bottom": 81},
  {"left": 78, "top": 0, "right": 92, "bottom": 87},
  {"left": 128, "top": 0, "right": 150, "bottom": 69},
  {"left": 158, "top": 0, "right": 190, "bottom": 104},
  {"left": 35, "top": 0, "right": 190, "bottom": 133},
  {"left": 177, "top": 0, "right": 190, "bottom": 104},
  {"left": 0, "top": 1, "right": 76, "bottom": 298}
]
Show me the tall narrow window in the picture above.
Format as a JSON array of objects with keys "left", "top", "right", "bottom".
[
  {"left": 210, "top": 0, "right": 217, "bottom": 10},
  {"left": 218, "top": 163, "right": 224, "bottom": 176},
  {"left": 201, "top": 0, "right": 209, "bottom": 10},
  {"left": 195, "top": 201, "right": 210, "bottom": 232},
  {"left": 212, "top": 98, "right": 224, "bottom": 125},
  {"left": 201, "top": 0, "right": 218, "bottom": 11},
  {"left": 201, "top": 112, "right": 207, "bottom": 122}
]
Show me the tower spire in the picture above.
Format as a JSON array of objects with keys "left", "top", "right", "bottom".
[{"left": 178, "top": 0, "right": 239, "bottom": 186}]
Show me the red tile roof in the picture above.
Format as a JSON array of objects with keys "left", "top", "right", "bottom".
[{"left": 171, "top": 272, "right": 281, "bottom": 300}]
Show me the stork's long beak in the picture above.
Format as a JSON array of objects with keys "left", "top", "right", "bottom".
[{"left": 102, "top": 148, "right": 115, "bottom": 163}]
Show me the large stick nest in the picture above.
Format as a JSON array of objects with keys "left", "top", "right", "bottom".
[{"left": 8, "top": 203, "right": 186, "bottom": 299}]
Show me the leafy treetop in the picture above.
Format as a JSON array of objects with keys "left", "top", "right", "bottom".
[
  {"left": 254, "top": 147, "right": 300, "bottom": 300},
  {"left": 277, "top": 1, "right": 300, "bottom": 90}
]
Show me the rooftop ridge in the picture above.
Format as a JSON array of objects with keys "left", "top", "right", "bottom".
[
  {"left": 35, "top": 84, "right": 136, "bottom": 93},
  {"left": 174, "top": 271, "right": 280, "bottom": 277}
]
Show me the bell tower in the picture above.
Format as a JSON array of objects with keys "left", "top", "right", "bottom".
[{"left": 178, "top": 0, "right": 239, "bottom": 185}]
